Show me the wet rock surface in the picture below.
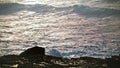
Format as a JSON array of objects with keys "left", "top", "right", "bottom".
[{"left": 0, "top": 47, "right": 120, "bottom": 68}]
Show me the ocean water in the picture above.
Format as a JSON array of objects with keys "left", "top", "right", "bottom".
[{"left": 0, "top": 0, "right": 120, "bottom": 58}]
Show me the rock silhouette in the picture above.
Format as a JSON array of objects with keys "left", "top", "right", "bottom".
[
  {"left": 0, "top": 47, "right": 120, "bottom": 68},
  {"left": 20, "top": 46, "right": 45, "bottom": 57},
  {"left": 106, "top": 55, "right": 120, "bottom": 68}
]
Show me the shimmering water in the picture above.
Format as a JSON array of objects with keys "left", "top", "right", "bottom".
[{"left": 0, "top": 0, "right": 120, "bottom": 58}]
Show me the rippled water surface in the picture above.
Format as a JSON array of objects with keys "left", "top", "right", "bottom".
[{"left": 0, "top": 0, "right": 120, "bottom": 58}]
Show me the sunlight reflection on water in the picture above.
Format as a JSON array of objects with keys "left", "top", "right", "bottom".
[{"left": 0, "top": 0, "right": 120, "bottom": 58}]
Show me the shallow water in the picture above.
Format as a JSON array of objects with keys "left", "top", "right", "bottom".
[{"left": 0, "top": 0, "right": 120, "bottom": 58}]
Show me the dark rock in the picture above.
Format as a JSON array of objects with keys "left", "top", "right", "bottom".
[
  {"left": 106, "top": 55, "right": 120, "bottom": 68},
  {"left": 0, "top": 55, "right": 21, "bottom": 64},
  {"left": 20, "top": 46, "right": 45, "bottom": 58},
  {"left": 0, "top": 55, "right": 20, "bottom": 68},
  {"left": 1, "top": 47, "right": 120, "bottom": 68},
  {"left": 18, "top": 62, "right": 63, "bottom": 68},
  {"left": 1, "top": 64, "right": 18, "bottom": 68}
]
